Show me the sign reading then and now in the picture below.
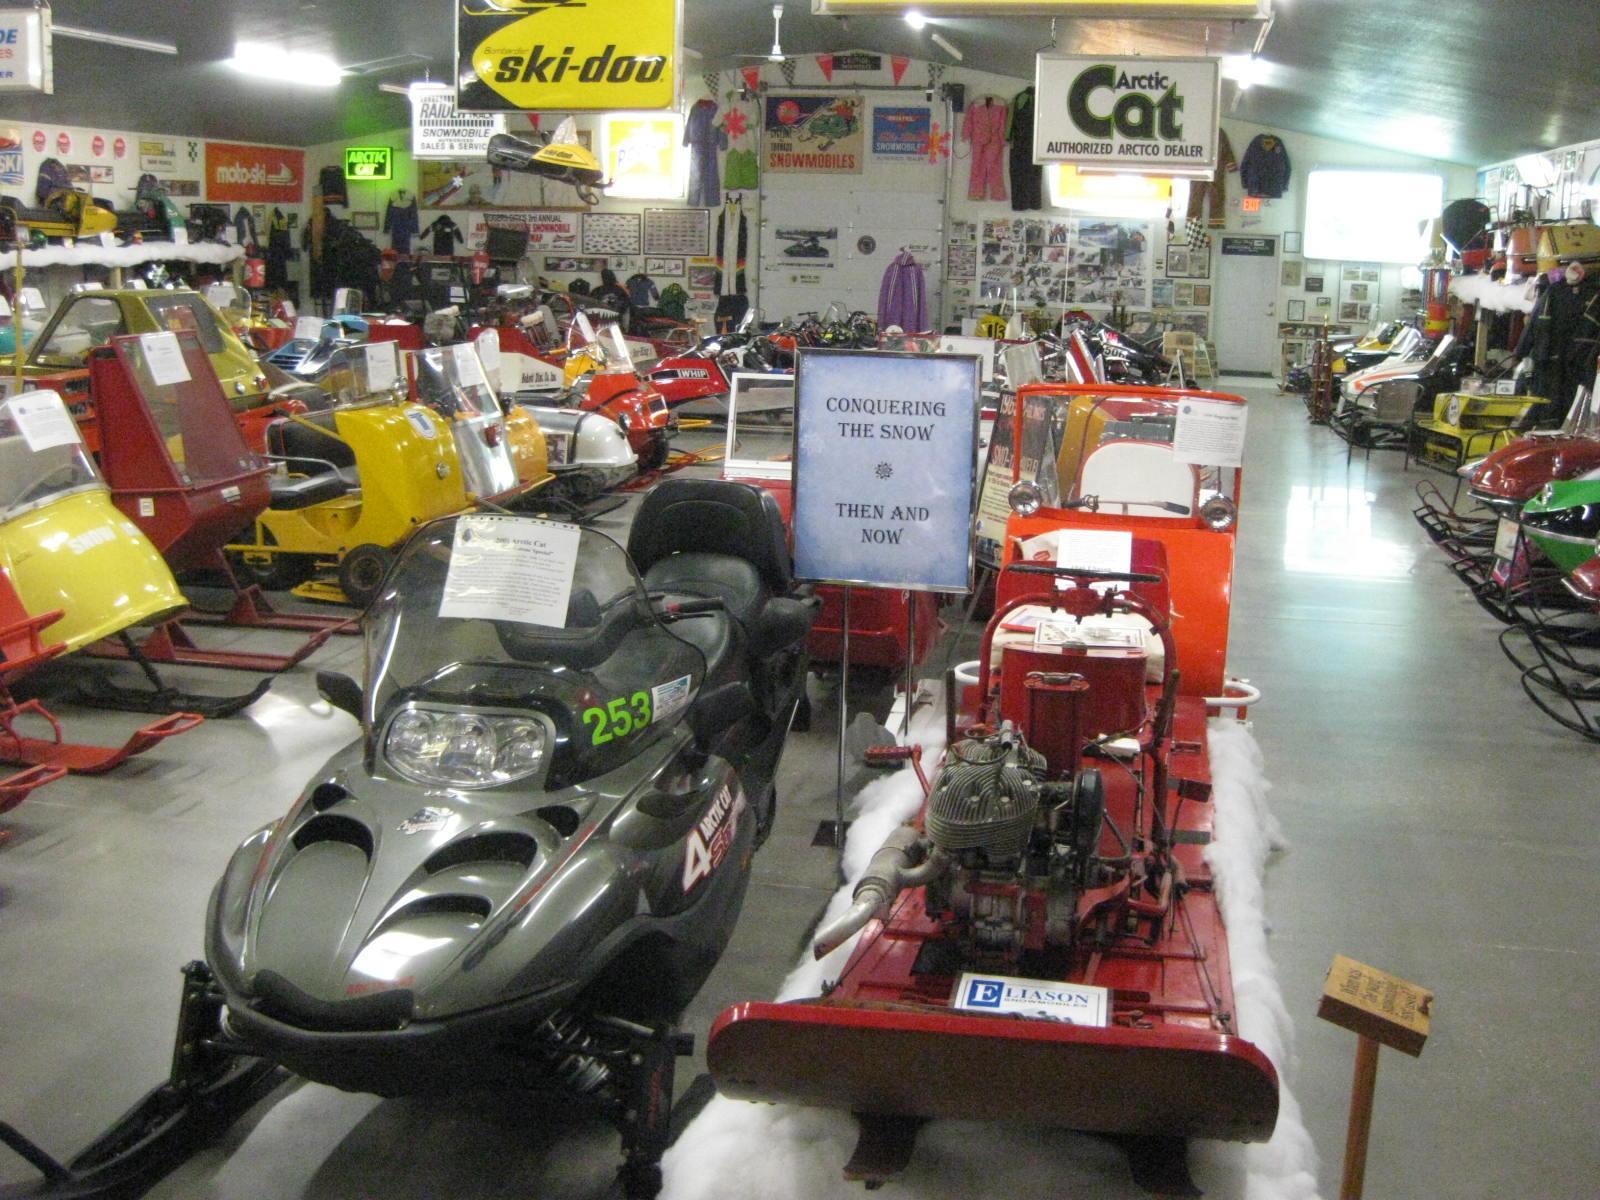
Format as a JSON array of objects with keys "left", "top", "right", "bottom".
[
  {"left": 1034, "top": 54, "right": 1220, "bottom": 175},
  {"left": 792, "top": 349, "right": 980, "bottom": 592}
]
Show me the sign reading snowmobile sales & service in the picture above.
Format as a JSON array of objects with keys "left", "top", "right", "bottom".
[
  {"left": 1033, "top": 54, "right": 1220, "bottom": 175},
  {"left": 456, "top": 0, "right": 682, "bottom": 113}
]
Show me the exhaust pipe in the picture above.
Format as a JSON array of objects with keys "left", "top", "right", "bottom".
[{"left": 812, "top": 827, "right": 946, "bottom": 959}]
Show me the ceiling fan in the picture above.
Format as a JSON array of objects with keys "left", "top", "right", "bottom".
[{"left": 739, "top": 4, "right": 790, "bottom": 63}]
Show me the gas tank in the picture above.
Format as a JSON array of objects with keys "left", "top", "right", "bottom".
[{"left": 1470, "top": 436, "right": 1600, "bottom": 503}]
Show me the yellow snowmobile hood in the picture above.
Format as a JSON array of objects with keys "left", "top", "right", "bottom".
[
  {"left": 0, "top": 488, "right": 186, "bottom": 653},
  {"left": 535, "top": 142, "right": 602, "bottom": 175}
]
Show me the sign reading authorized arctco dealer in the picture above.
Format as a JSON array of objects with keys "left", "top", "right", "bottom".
[
  {"left": 1033, "top": 54, "right": 1220, "bottom": 175},
  {"left": 456, "top": 0, "right": 682, "bottom": 113}
]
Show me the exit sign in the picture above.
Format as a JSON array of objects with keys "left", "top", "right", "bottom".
[
  {"left": 344, "top": 146, "right": 393, "bottom": 181},
  {"left": 1241, "top": 196, "right": 1262, "bottom": 213}
]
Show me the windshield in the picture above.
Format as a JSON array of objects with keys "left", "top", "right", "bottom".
[
  {"left": 113, "top": 332, "right": 264, "bottom": 485},
  {"left": 566, "top": 314, "right": 632, "bottom": 371},
  {"left": 322, "top": 342, "right": 403, "bottom": 408},
  {"left": 33, "top": 295, "right": 125, "bottom": 367},
  {"left": 412, "top": 345, "right": 498, "bottom": 417},
  {"left": 365, "top": 517, "right": 707, "bottom": 789},
  {"left": 0, "top": 390, "right": 103, "bottom": 520},
  {"left": 144, "top": 294, "right": 227, "bottom": 354}
]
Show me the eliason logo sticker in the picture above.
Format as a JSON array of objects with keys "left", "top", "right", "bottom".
[{"left": 460, "top": 0, "right": 679, "bottom": 113}]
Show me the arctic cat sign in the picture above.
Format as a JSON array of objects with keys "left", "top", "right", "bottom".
[
  {"left": 343, "top": 147, "right": 393, "bottom": 181},
  {"left": 1034, "top": 54, "right": 1220, "bottom": 175},
  {"left": 456, "top": 0, "right": 682, "bottom": 113}
]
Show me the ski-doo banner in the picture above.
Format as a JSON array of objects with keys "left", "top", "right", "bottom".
[
  {"left": 204, "top": 141, "right": 305, "bottom": 204},
  {"left": 792, "top": 349, "right": 979, "bottom": 591},
  {"left": 1033, "top": 55, "right": 1220, "bottom": 175},
  {"left": 456, "top": 0, "right": 682, "bottom": 113},
  {"left": 0, "top": 7, "right": 51, "bottom": 93},
  {"left": 765, "top": 95, "right": 864, "bottom": 174}
]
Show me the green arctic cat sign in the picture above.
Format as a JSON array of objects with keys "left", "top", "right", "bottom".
[
  {"left": 1033, "top": 54, "right": 1220, "bottom": 175},
  {"left": 343, "top": 146, "right": 393, "bottom": 181}
]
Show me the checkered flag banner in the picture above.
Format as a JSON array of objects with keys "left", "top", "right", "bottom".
[
  {"left": 702, "top": 71, "right": 721, "bottom": 98},
  {"left": 927, "top": 62, "right": 945, "bottom": 90},
  {"left": 779, "top": 57, "right": 796, "bottom": 86},
  {"left": 1182, "top": 217, "right": 1210, "bottom": 250}
]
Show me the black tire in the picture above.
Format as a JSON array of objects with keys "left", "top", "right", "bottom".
[
  {"left": 338, "top": 543, "right": 392, "bottom": 608},
  {"left": 641, "top": 433, "right": 670, "bottom": 472},
  {"left": 227, "top": 549, "right": 314, "bottom": 592}
]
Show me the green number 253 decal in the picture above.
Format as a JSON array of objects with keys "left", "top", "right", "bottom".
[{"left": 581, "top": 690, "right": 653, "bottom": 746}]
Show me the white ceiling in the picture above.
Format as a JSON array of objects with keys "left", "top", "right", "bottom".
[{"left": 5, "top": 1, "right": 1598, "bottom": 166}]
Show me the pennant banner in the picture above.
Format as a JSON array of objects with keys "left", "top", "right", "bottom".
[
  {"left": 742, "top": 64, "right": 763, "bottom": 94},
  {"left": 890, "top": 54, "right": 910, "bottom": 85},
  {"left": 816, "top": 53, "right": 834, "bottom": 82}
]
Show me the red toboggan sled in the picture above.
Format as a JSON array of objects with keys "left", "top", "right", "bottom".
[{"left": 708, "top": 383, "right": 1278, "bottom": 1193}]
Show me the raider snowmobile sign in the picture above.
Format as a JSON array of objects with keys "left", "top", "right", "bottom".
[
  {"left": 456, "top": 0, "right": 682, "bottom": 113},
  {"left": 1033, "top": 54, "right": 1220, "bottom": 175}
]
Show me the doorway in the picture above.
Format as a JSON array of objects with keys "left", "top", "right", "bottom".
[{"left": 1215, "top": 234, "right": 1279, "bottom": 374}]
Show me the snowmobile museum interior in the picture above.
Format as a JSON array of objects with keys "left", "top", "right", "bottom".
[{"left": 2, "top": 2, "right": 1598, "bottom": 1199}]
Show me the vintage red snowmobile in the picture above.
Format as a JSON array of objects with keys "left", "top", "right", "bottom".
[{"left": 708, "top": 382, "right": 1276, "bottom": 1192}]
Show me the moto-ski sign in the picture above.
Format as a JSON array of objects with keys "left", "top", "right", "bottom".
[
  {"left": 1033, "top": 54, "right": 1220, "bottom": 175},
  {"left": 456, "top": 0, "right": 682, "bottom": 113}
]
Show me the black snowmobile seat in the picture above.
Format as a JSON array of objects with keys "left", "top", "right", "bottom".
[
  {"left": 265, "top": 414, "right": 359, "bottom": 509},
  {"left": 628, "top": 478, "right": 791, "bottom": 599}
]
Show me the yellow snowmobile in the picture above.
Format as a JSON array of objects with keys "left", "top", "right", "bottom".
[{"left": 486, "top": 118, "right": 607, "bottom": 206}]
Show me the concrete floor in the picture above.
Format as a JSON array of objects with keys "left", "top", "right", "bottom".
[{"left": 1, "top": 377, "right": 1597, "bottom": 1198}]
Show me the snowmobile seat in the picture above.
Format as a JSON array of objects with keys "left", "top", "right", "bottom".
[
  {"left": 264, "top": 416, "right": 360, "bottom": 509},
  {"left": 267, "top": 472, "right": 351, "bottom": 511}
]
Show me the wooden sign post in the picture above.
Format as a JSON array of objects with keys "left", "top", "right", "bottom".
[{"left": 1317, "top": 955, "right": 1434, "bottom": 1200}]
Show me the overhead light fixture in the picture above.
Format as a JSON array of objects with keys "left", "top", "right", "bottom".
[
  {"left": 904, "top": 10, "right": 927, "bottom": 29},
  {"left": 929, "top": 31, "right": 962, "bottom": 61},
  {"left": 1220, "top": 54, "right": 1270, "bottom": 91},
  {"left": 228, "top": 41, "right": 345, "bottom": 88}
]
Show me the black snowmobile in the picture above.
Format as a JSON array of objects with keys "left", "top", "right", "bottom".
[{"left": 0, "top": 479, "right": 816, "bottom": 1200}]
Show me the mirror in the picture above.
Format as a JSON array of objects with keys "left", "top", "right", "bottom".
[{"left": 316, "top": 670, "right": 364, "bottom": 719}]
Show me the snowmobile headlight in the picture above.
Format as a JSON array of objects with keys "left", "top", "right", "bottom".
[
  {"left": 1200, "top": 496, "right": 1238, "bottom": 531},
  {"left": 384, "top": 706, "right": 549, "bottom": 789},
  {"left": 1008, "top": 480, "right": 1044, "bottom": 516}
]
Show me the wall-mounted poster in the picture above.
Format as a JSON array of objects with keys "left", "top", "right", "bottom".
[
  {"left": 687, "top": 263, "right": 718, "bottom": 292},
  {"left": 1281, "top": 260, "right": 1302, "bottom": 287},
  {"left": 872, "top": 106, "right": 931, "bottom": 157},
  {"left": 1166, "top": 245, "right": 1190, "bottom": 277},
  {"left": 946, "top": 239, "right": 976, "bottom": 278},
  {"left": 643, "top": 207, "right": 710, "bottom": 256},
  {"left": 544, "top": 255, "right": 606, "bottom": 273},
  {"left": 1304, "top": 275, "right": 1324, "bottom": 293},
  {"left": 582, "top": 211, "right": 643, "bottom": 256},
  {"left": 601, "top": 113, "right": 684, "bottom": 199},
  {"left": 765, "top": 94, "right": 864, "bottom": 174},
  {"left": 1287, "top": 299, "right": 1306, "bottom": 320},
  {"left": 205, "top": 141, "right": 305, "bottom": 204},
  {"left": 1153, "top": 278, "right": 1175, "bottom": 307},
  {"left": 774, "top": 224, "right": 839, "bottom": 269},
  {"left": 1192, "top": 283, "right": 1212, "bottom": 306},
  {"left": 644, "top": 256, "right": 683, "bottom": 277}
]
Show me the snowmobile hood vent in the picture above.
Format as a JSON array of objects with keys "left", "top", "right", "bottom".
[
  {"left": 292, "top": 814, "right": 374, "bottom": 859},
  {"left": 423, "top": 831, "right": 538, "bottom": 874},
  {"left": 926, "top": 732, "right": 1045, "bottom": 860}
]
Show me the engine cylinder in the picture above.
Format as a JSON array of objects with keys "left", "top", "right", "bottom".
[{"left": 925, "top": 731, "right": 1044, "bottom": 864}]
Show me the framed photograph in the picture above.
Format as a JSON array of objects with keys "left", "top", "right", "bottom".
[
  {"left": 1357, "top": 303, "right": 1373, "bottom": 320},
  {"left": 1166, "top": 245, "right": 1190, "bottom": 277},
  {"left": 1304, "top": 275, "right": 1324, "bottom": 294},
  {"left": 582, "top": 211, "right": 642, "bottom": 256},
  {"left": 1287, "top": 299, "right": 1306, "bottom": 321},
  {"left": 1348, "top": 282, "right": 1370, "bottom": 301},
  {"left": 1175, "top": 281, "right": 1194, "bottom": 307},
  {"left": 1281, "top": 260, "right": 1302, "bottom": 287},
  {"left": 644, "top": 256, "right": 684, "bottom": 277},
  {"left": 1342, "top": 265, "right": 1362, "bottom": 280},
  {"left": 1188, "top": 246, "right": 1211, "bottom": 279},
  {"left": 688, "top": 264, "right": 718, "bottom": 292},
  {"left": 1339, "top": 302, "right": 1360, "bottom": 320},
  {"left": 1283, "top": 230, "right": 1303, "bottom": 254},
  {"left": 1152, "top": 278, "right": 1175, "bottom": 307},
  {"left": 543, "top": 255, "right": 607, "bottom": 273},
  {"left": 643, "top": 208, "right": 711, "bottom": 257},
  {"left": 351, "top": 210, "right": 379, "bottom": 231},
  {"left": 1192, "top": 283, "right": 1212, "bottom": 306},
  {"left": 1361, "top": 268, "right": 1379, "bottom": 282},
  {"left": 1317, "top": 295, "right": 1332, "bottom": 309}
]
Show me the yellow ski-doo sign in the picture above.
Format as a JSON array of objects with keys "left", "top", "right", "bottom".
[{"left": 457, "top": 0, "right": 681, "bottom": 113}]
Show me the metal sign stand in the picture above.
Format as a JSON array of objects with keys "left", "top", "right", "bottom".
[
  {"left": 901, "top": 592, "right": 916, "bottom": 739},
  {"left": 833, "top": 585, "right": 852, "bottom": 854}
]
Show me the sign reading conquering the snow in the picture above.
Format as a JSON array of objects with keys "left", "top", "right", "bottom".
[
  {"left": 791, "top": 349, "right": 979, "bottom": 592},
  {"left": 1033, "top": 55, "right": 1220, "bottom": 175}
]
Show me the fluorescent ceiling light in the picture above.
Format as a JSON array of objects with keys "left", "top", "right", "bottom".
[
  {"left": 53, "top": 23, "right": 177, "bottom": 55},
  {"left": 930, "top": 31, "right": 962, "bottom": 60},
  {"left": 229, "top": 41, "right": 345, "bottom": 88},
  {"left": 904, "top": 10, "right": 927, "bottom": 29},
  {"left": 1220, "top": 54, "right": 1270, "bottom": 90}
]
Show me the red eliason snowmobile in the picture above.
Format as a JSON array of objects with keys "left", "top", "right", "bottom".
[{"left": 707, "top": 381, "right": 1278, "bottom": 1193}]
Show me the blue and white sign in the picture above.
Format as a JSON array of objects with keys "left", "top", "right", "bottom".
[
  {"left": 871, "top": 106, "right": 931, "bottom": 157},
  {"left": 0, "top": 8, "right": 51, "bottom": 94},
  {"left": 792, "top": 349, "right": 979, "bottom": 591},
  {"left": 954, "top": 971, "right": 1110, "bottom": 1027}
]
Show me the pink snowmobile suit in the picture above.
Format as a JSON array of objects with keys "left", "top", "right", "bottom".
[{"left": 963, "top": 98, "right": 1009, "bottom": 202}]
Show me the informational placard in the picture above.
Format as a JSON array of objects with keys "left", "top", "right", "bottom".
[
  {"left": 7, "top": 390, "right": 80, "bottom": 450},
  {"left": 792, "top": 349, "right": 979, "bottom": 591},
  {"left": 452, "top": 342, "right": 489, "bottom": 389},
  {"left": 411, "top": 82, "right": 506, "bottom": 159},
  {"left": 294, "top": 316, "right": 325, "bottom": 342},
  {"left": 1172, "top": 397, "right": 1247, "bottom": 467},
  {"left": 474, "top": 329, "right": 503, "bottom": 391},
  {"left": 953, "top": 972, "right": 1109, "bottom": 1027},
  {"left": 1318, "top": 954, "right": 1433, "bottom": 1058},
  {"left": 140, "top": 332, "right": 192, "bottom": 386},
  {"left": 1003, "top": 342, "right": 1044, "bottom": 388},
  {"left": 456, "top": 0, "right": 682, "bottom": 113},
  {"left": 1056, "top": 528, "right": 1132, "bottom": 591},
  {"left": 363, "top": 341, "right": 399, "bottom": 391},
  {"left": 1034, "top": 54, "right": 1220, "bottom": 175},
  {"left": 439, "top": 515, "right": 580, "bottom": 628},
  {"left": 937, "top": 334, "right": 996, "bottom": 383}
]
